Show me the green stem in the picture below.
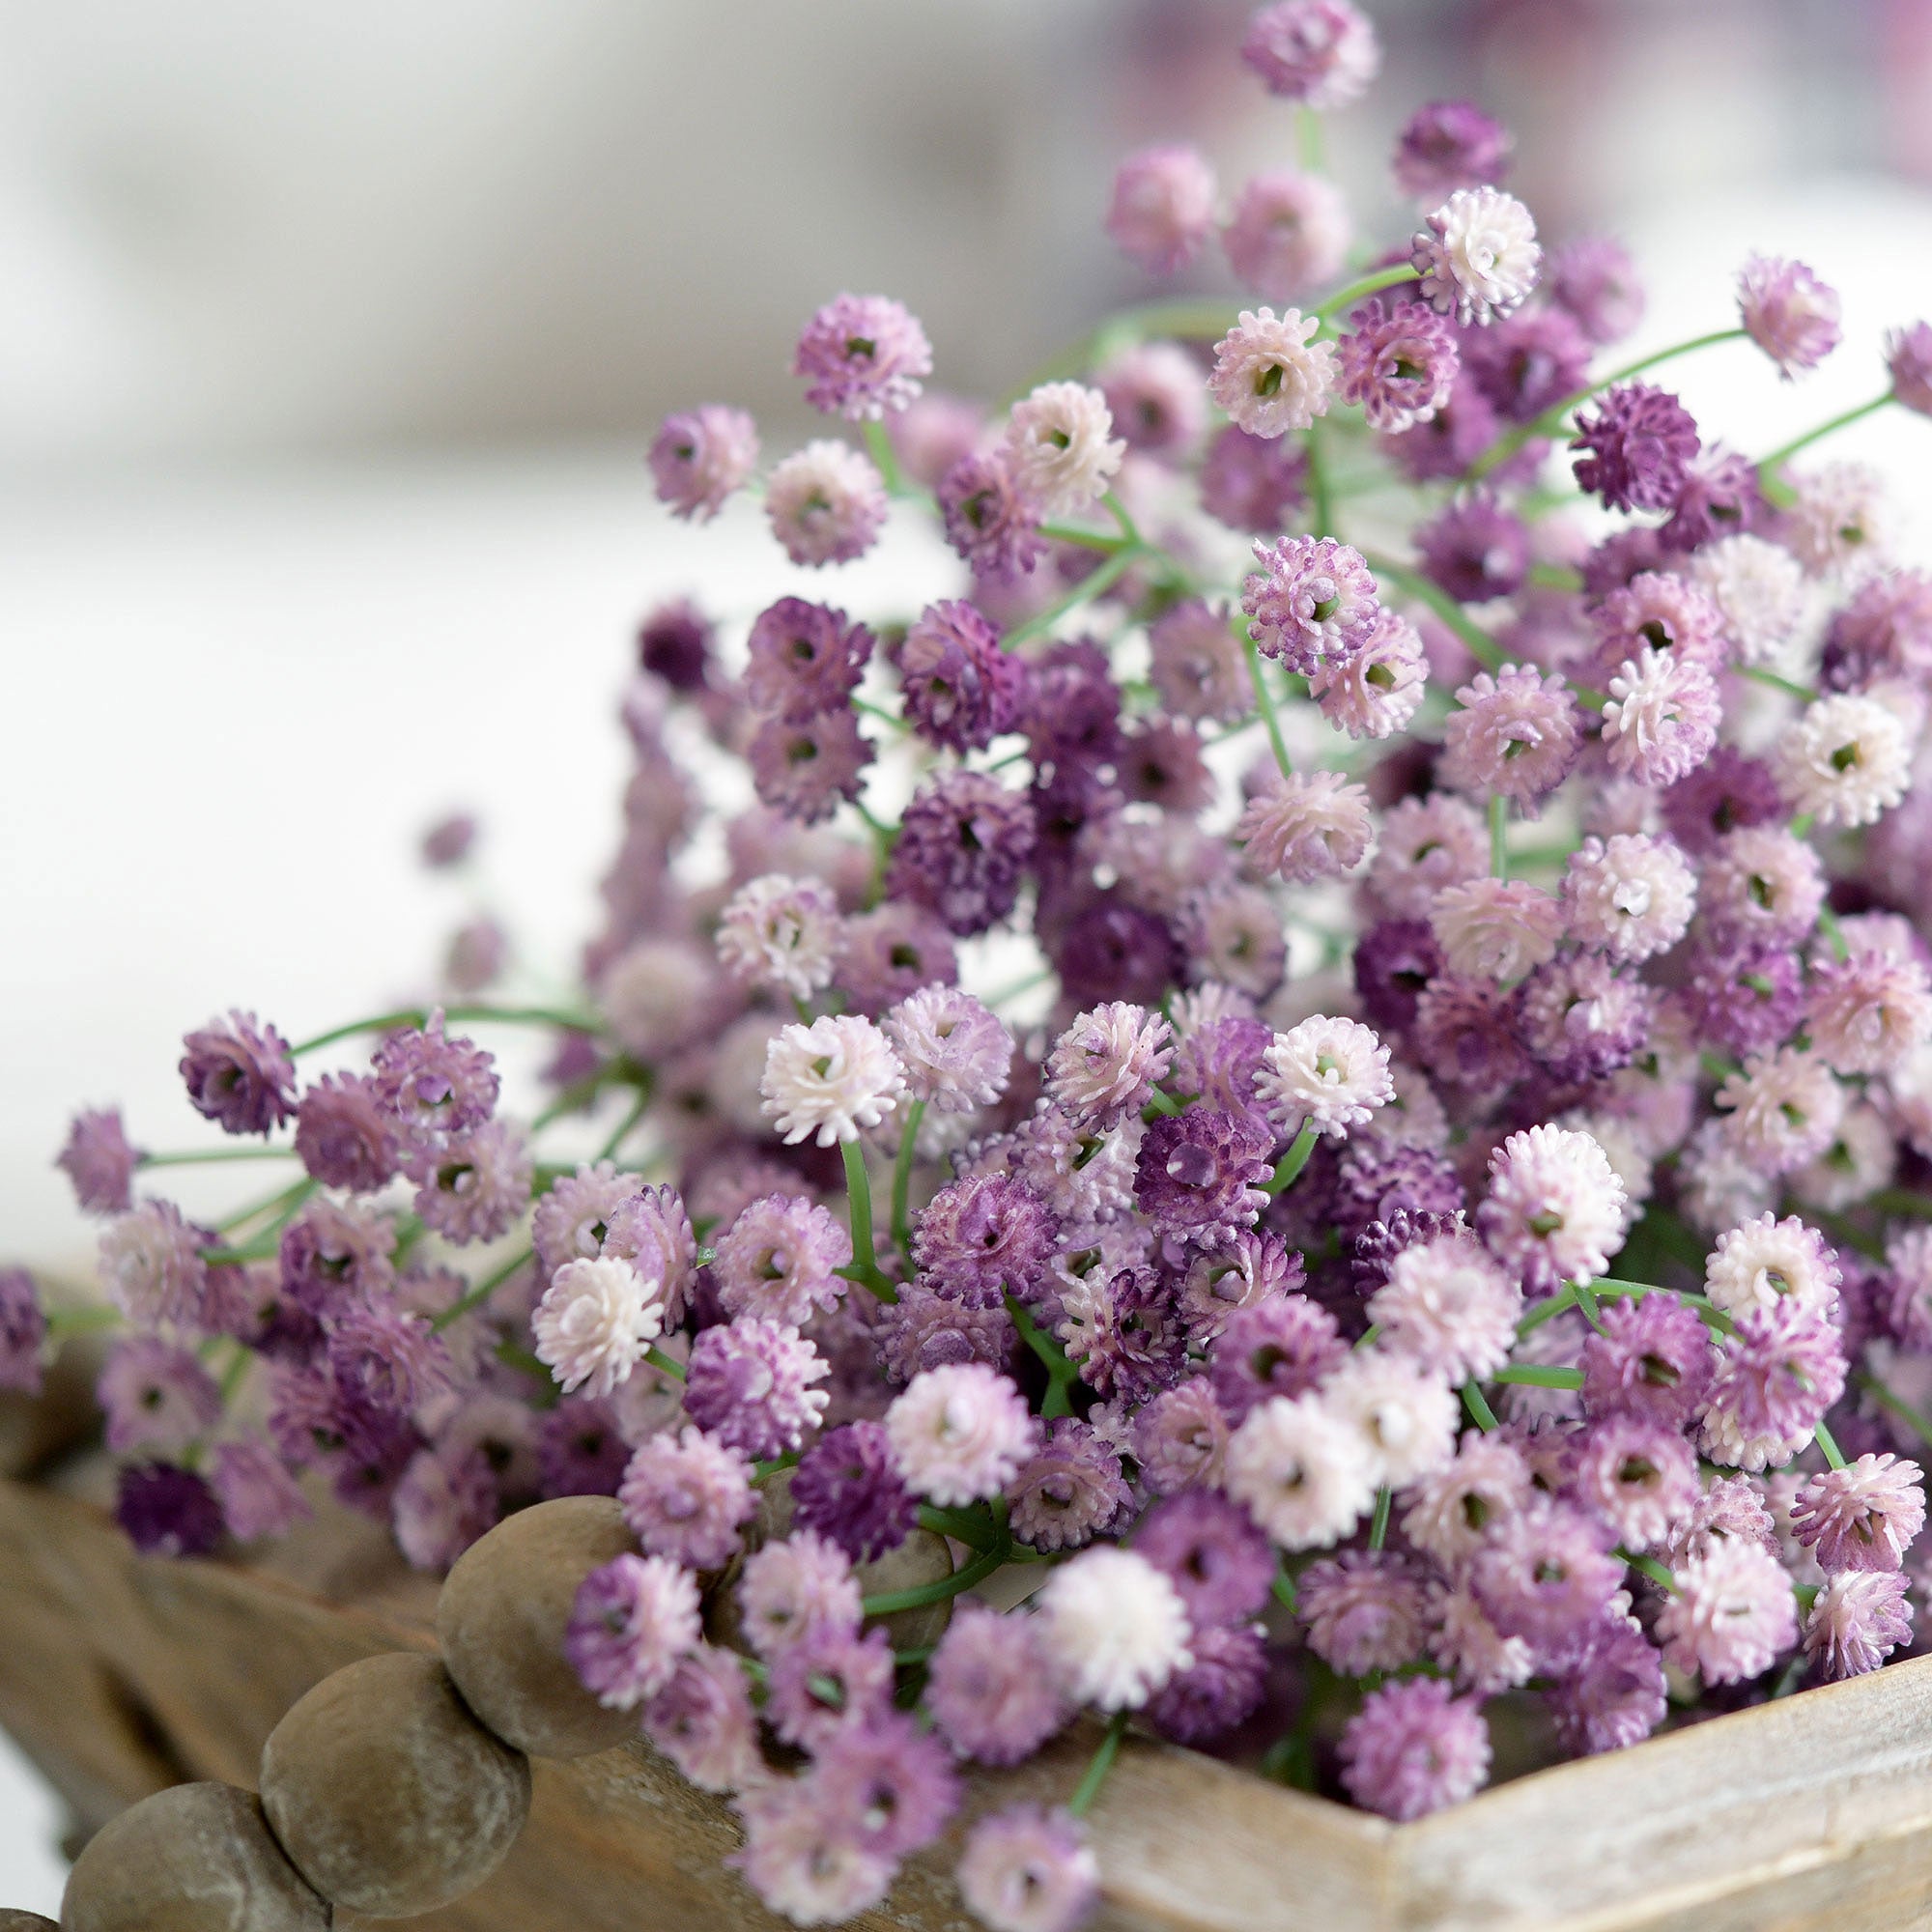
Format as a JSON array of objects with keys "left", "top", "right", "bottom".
[
  {"left": 1264, "top": 1122, "right": 1321, "bottom": 1196},
  {"left": 862, "top": 1537, "right": 1009, "bottom": 1617},
  {"left": 1461, "top": 1381, "right": 1499, "bottom": 1432},
  {"left": 1756, "top": 391, "right": 1892, "bottom": 478},
  {"left": 1037, "top": 522, "right": 1128, "bottom": 554},
  {"left": 218, "top": 1338, "right": 252, "bottom": 1405},
  {"left": 1008, "top": 1293, "right": 1080, "bottom": 1418},
  {"left": 1244, "top": 636, "right": 1294, "bottom": 780},
  {"left": 1360, "top": 553, "right": 1503, "bottom": 671},
  {"left": 1295, "top": 104, "right": 1324, "bottom": 174},
  {"left": 645, "top": 1343, "right": 687, "bottom": 1383},
  {"left": 1573, "top": 1279, "right": 1605, "bottom": 1334},
  {"left": 861, "top": 417, "right": 914, "bottom": 498},
  {"left": 596, "top": 1085, "right": 652, "bottom": 1164},
  {"left": 1620, "top": 1550, "right": 1679, "bottom": 1595},
  {"left": 141, "top": 1146, "right": 298, "bottom": 1169},
  {"left": 432, "top": 1245, "right": 533, "bottom": 1332},
  {"left": 1102, "top": 488, "right": 1143, "bottom": 548},
  {"left": 1467, "top": 327, "right": 1747, "bottom": 482},
  {"left": 43, "top": 1304, "right": 121, "bottom": 1339},
  {"left": 1517, "top": 1284, "right": 1576, "bottom": 1337},
  {"left": 1067, "top": 1710, "right": 1130, "bottom": 1819},
  {"left": 840, "top": 1140, "right": 895, "bottom": 1302},
  {"left": 1305, "top": 416, "right": 1335, "bottom": 538},
  {"left": 1314, "top": 263, "right": 1419, "bottom": 323},
  {"left": 916, "top": 1502, "right": 1001, "bottom": 1554},
  {"left": 1739, "top": 665, "right": 1817, "bottom": 703},
  {"left": 1489, "top": 792, "right": 1509, "bottom": 880},
  {"left": 1814, "top": 1421, "right": 1847, "bottom": 1470},
  {"left": 1368, "top": 1486, "right": 1393, "bottom": 1551},
  {"left": 890, "top": 1100, "right": 926, "bottom": 1258},
  {"left": 292, "top": 1004, "right": 599, "bottom": 1058},
  {"left": 1004, "top": 546, "right": 1147, "bottom": 650},
  {"left": 1854, "top": 1369, "right": 1932, "bottom": 1450},
  {"left": 1271, "top": 1561, "right": 1299, "bottom": 1615},
  {"left": 1491, "top": 1364, "right": 1584, "bottom": 1390},
  {"left": 215, "top": 1176, "right": 317, "bottom": 1236}
]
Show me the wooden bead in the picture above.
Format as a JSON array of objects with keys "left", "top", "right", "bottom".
[
  {"left": 437, "top": 1495, "right": 641, "bottom": 1759},
  {"left": 0, "top": 1914, "right": 59, "bottom": 1930},
  {"left": 61, "top": 1781, "right": 327, "bottom": 1932},
  {"left": 260, "top": 1653, "right": 530, "bottom": 1919}
]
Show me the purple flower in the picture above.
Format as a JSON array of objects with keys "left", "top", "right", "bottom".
[
  {"left": 1571, "top": 383, "right": 1700, "bottom": 513},
  {"left": 1006, "top": 1417, "right": 1131, "bottom": 1552},
  {"left": 1887, "top": 321, "right": 1932, "bottom": 415},
  {"left": 876, "top": 1284, "right": 1014, "bottom": 1383},
  {"left": 683, "top": 1318, "right": 830, "bottom": 1461},
  {"left": 1790, "top": 1453, "right": 1925, "bottom": 1574},
  {"left": 811, "top": 1711, "right": 960, "bottom": 1861},
  {"left": 936, "top": 452, "right": 1046, "bottom": 579},
  {"left": 1133, "top": 1489, "right": 1275, "bottom": 1626},
  {"left": 1515, "top": 952, "right": 1653, "bottom": 1083},
  {"left": 0, "top": 1268, "right": 45, "bottom": 1395},
  {"left": 370, "top": 1010, "right": 499, "bottom": 1139},
  {"left": 636, "top": 598, "right": 714, "bottom": 692},
  {"left": 1805, "top": 1572, "right": 1915, "bottom": 1680},
  {"left": 1339, "top": 1678, "right": 1490, "bottom": 1821},
  {"left": 1299, "top": 1549, "right": 1431, "bottom": 1675},
  {"left": 1385, "top": 375, "right": 1509, "bottom": 482},
  {"left": 744, "top": 597, "right": 874, "bottom": 722},
  {"left": 892, "top": 599, "right": 1024, "bottom": 753},
  {"left": 1199, "top": 424, "right": 1309, "bottom": 533},
  {"left": 1681, "top": 941, "right": 1805, "bottom": 1060},
  {"left": 712, "top": 1193, "right": 851, "bottom": 1327},
  {"left": 765, "top": 1623, "right": 895, "bottom": 1749},
  {"left": 793, "top": 293, "right": 932, "bottom": 420},
  {"left": 1415, "top": 493, "right": 1530, "bottom": 604},
  {"left": 748, "top": 708, "right": 874, "bottom": 826},
  {"left": 1701, "top": 1303, "right": 1845, "bottom": 1468},
  {"left": 924, "top": 1602, "right": 1069, "bottom": 1764},
  {"left": 536, "top": 1396, "right": 631, "bottom": 1498},
  {"left": 648, "top": 404, "right": 758, "bottom": 522},
  {"left": 1660, "top": 445, "right": 1764, "bottom": 553},
  {"left": 327, "top": 1298, "right": 453, "bottom": 1414},
  {"left": 1578, "top": 1293, "right": 1713, "bottom": 1430},
  {"left": 1144, "top": 1621, "right": 1268, "bottom": 1745},
  {"left": 1393, "top": 99, "right": 1512, "bottom": 200},
  {"left": 1544, "top": 1616, "right": 1665, "bottom": 1754},
  {"left": 294, "top": 1073, "right": 403, "bottom": 1193},
  {"left": 912, "top": 1174, "right": 1057, "bottom": 1310},
  {"left": 1462, "top": 307, "right": 1592, "bottom": 425},
  {"left": 1061, "top": 1264, "right": 1187, "bottom": 1406},
  {"left": 565, "top": 1551, "right": 701, "bottom": 1709},
  {"left": 393, "top": 1442, "right": 499, "bottom": 1572},
  {"left": 116, "top": 1462, "right": 223, "bottom": 1557},
  {"left": 56, "top": 1107, "right": 142, "bottom": 1215},
  {"left": 1546, "top": 236, "right": 1645, "bottom": 345},
  {"left": 99, "top": 1200, "right": 214, "bottom": 1330},
  {"left": 210, "top": 1436, "right": 310, "bottom": 1543},
  {"left": 956, "top": 1805, "right": 1097, "bottom": 1932},
  {"left": 412, "top": 1119, "right": 533, "bottom": 1246},
  {"left": 1242, "top": 533, "right": 1383, "bottom": 673},
  {"left": 1335, "top": 298, "right": 1460, "bottom": 434},
  {"left": 1132, "top": 1379, "right": 1233, "bottom": 1495},
  {"left": 791, "top": 1421, "right": 917, "bottom": 1562},
  {"left": 833, "top": 903, "right": 959, "bottom": 1015},
  {"left": 618, "top": 1425, "right": 754, "bottom": 1570},
  {"left": 179, "top": 1011, "right": 298, "bottom": 1136},
  {"left": 1659, "top": 746, "right": 1785, "bottom": 854},
  {"left": 98, "top": 1336, "right": 221, "bottom": 1454},
  {"left": 277, "top": 1196, "right": 395, "bottom": 1317},
  {"left": 1470, "top": 1498, "right": 1624, "bottom": 1646},
  {"left": 1106, "top": 144, "right": 1218, "bottom": 274},
  {"left": 884, "top": 771, "right": 1036, "bottom": 937},
  {"left": 1239, "top": 0, "right": 1380, "bottom": 108},
  {"left": 1738, "top": 255, "right": 1841, "bottom": 377},
  {"left": 420, "top": 810, "right": 478, "bottom": 867},
  {"left": 1133, "top": 1107, "right": 1275, "bottom": 1238},
  {"left": 1208, "top": 1295, "right": 1346, "bottom": 1423}
]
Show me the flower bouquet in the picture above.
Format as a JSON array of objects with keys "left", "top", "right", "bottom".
[{"left": 14, "top": 4, "right": 1932, "bottom": 1928}]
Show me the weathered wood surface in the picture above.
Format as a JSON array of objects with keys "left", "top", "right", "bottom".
[{"left": 4, "top": 1471, "right": 1932, "bottom": 1931}]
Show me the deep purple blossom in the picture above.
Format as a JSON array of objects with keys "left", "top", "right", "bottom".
[
  {"left": 179, "top": 1012, "right": 298, "bottom": 1136},
  {"left": 1571, "top": 383, "right": 1700, "bottom": 513}
]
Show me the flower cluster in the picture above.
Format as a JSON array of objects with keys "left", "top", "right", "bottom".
[{"left": 24, "top": 4, "right": 1932, "bottom": 1928}]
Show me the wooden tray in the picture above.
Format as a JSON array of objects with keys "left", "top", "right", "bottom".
[{"left": 5, "top": 1467, "right": 1932, "bottom": 1931}]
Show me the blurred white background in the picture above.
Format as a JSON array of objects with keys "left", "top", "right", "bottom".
[{"left": 5, "top": 0, "right": 1932, "bottom": 1908}]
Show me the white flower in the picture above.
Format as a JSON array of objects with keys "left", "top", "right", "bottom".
[
  {"left": 1236, "top": 770, "right": 1376, "bottom": 883},
  {"left": 763, "top": 439, "right": 888, "bottom": 567},
  {"left": 760, "top": 1014, "right": 906, "bottom": 1147},
  {"left": 1208, "top": 307, "right": 1337, "bottom": 438},
  {"left": 1600, "top": 646, "right": 1719, "bottom": 787},
  {"left": 1411, "top": 187, "right": 1540, "bottom": 325},
  {"left": 1773, "top": 693, "right": 1912, "bottom": 828},
  {"left": 1561, "top": 835, "right": 1697, "bottom": 964},
  {"left": 1690, "top": 533, "right": 1807, "bottom": 666},
  {"left": 1477, "top": 1123, "right": 1627, "bottom": 1289},
  {"left": 1256, "top": 1014, "right": 1393, "bottom": 1137},
  {"left": 1715, "top": 1047, "right": 1845, "bottom": 1175},
  {"left": 1323, "top": 1353, "right": 1460, "bottom": 1489},
  {"left": 1704, "top": 1212, "right": 1840, "bottom": 1321},
  {"left": 1223, "top": 1393, "right": 1377, "bottom": 1549},
  {"left": 531, "top": 1256, "right": 666, "bottom": 1400},
  {"left": 1044, "top": 1001, "right": 1174, "bottom": 1128},
  {"left": 884, "top": 1362, "right": 1036, "bottom": 1507},
  {"left": 1036, "top": 1547, "right": 1193, "bottom": 1712},
  {"left": 1430, "top": 876, "right": 1564, "bottom": 981},
  {"left": 1002, "top": 382, "right": 1125, "bottom": 517},
  {"left": 1369, "top": 1235, "right": 1521, "bottom": 1384},
  {"left": 716, "top": 873, "right": 842, "bottom": 999},
  {"left": 598, "top": 938, "right": 714, "bottom": 1062},
  {"left": 1786, "top": 462, "right": 1890, "bottom": 577},
  {"left": 1677, "top": 1118, "right": 1777, "bottom": 1236}
]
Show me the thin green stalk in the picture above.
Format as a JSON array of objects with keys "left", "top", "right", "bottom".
[
  {"left": 1573, "top": 1279, "right": 1605, "bottom": 1334},
  {"left": 215, "top": 1175, "right": 317, "bottom": 1236},
  {"left": 1814, "top": 1421, "right": 1847, "bottom": 1470},
  {"left": 1305, "top": 416, "right": 1335, "bottom": 538},
  {"left": 1369, "top": 1486, "right": 1393, "bottom": 1551},
  {"left": 862, "top": 1538, "right": 1009, "bottom": 1617},
  {"left": 841, "top": 1140, "right": 895, "bottom": 1302},
  {"left": 1492, "top": 1364, "right": 1584, "bottom": 1390},
  {"left": 916, "top": 1502, "right": 1001, "bottom": 1554},
  {"left": 1102, "top": 488, "right": 1143, "bottom": 548},
  {"left": 1264, "top": 1122, "right": 1321, "bottom": 1196},
  {"left": 433, "top": 1245, "right": 533, "bottom": 1332},
  {"left": 532, "top": 1065, "right": 614, "bottom": 1131},
  {"left": 141, "top": 1146, "right": 298, "bottom": 1169},
  {"left": 890, "top": 1099, "right": 926, "bottom": 1257},
  {"left": 1467, "top": 327, "right": 1747, "bottom": 481},
  {"left": 292, "top": 1004, "right": 599, "bottom": 1058},
  {"left": 1295, "top": 104, "right": 1324, "bottom": 173},
  {"left": 1739, "top": 665, "right": 1817, "bottom": 703},
  {"left": 645, "top": 1343, "right": 687, "bottom": 1383},
  {"left": 596, "top": 1085, "right": 652, "bottom": 1164},
  {"left": 1620, "top": 1550, "right": 1679, "bottom": 1595},
  {"left": 1314, "top": 263, "right": 1419, "bottom": 322},
  {"left": 1360, "top": 553, "right": 1503, "bottom": 671},
  {"left": 218, "top": 1338, "right": 252, "bottom": 1405},
  {"left": 1489, "top": 792, "right": 1509, "bottom": 879},
  {"left": 1037, "top": 522, "right": 1128, "bottom": 554},
  {"left": 1008, "top": 1293, "right": 1081, "bottom": 1419},
  {"left": 982, "top": 966, "right": 1053, "bottom": 1009},
  {"left": 1271, "top": 1561, "right": 1298, "bottom": 1615},
  {"left": 43, "top": 1304, "right": 121, "bottom": 1339},
  {"left": 861, "top": 416, "right": 915, "bottom": 498},
  {"left": 1003, "top": 546, "right": 1147, "bottom": 650},
  {"left": 1244, "top": 636, "right": 1293, "bottom": 780},
  {"left": 1517, "top": 1283, "right": 1577, "bottom": 1337},
  {"left": 1756, "top": 391, "right": 1892, "bottom": 477},
  {"left": 1461, "top": 1381, "right": 1499, "bottom": 1432},
  {"left": 1067, "top": 1711, "right": 1130, "bottom": 1819}
]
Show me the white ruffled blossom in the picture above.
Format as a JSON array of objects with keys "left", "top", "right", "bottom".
[
  {"left": 1224, "top": 1393, "right": 1377, "bottom": 1549},
  {"left": 1208, "top": 307, "right": 1337, "bottom": 438},
  {"left": 1411, "top": 187, "right": 1540, "bottom": 325},
  {"left": 1691, "top": 533, "right": 1807, "bottom": 666},
  {"left": 760, "top": 1015, "right": 906, "bottom": 1147},
  {"left": 1256, "top": 1015, "right": 1393, "bottom": 1137},
  {"left": 716, "top": 873, "right": 842, "bottom": 999},
  {"left": 532, "top": 1256, "right": 666, "bottom": 1400},
  {"left": 1037, "top": 1547, "right": 1193, "bottom": 1713},
  {"left": 1774, "top": 694, "right": 1913, "bottom": 828},
  {"left": 1003, "top": 382, "right": 1126, "bottom": 517}
]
